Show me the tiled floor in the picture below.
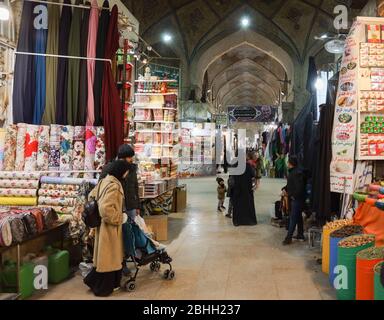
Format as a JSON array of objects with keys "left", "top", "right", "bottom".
[{"left": 34, "top": 177, "right": 335, "bottom": 300}]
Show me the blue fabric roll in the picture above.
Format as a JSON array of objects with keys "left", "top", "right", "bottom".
[{"left": 40, "top": 176, "right": 98, "bottom": 185}]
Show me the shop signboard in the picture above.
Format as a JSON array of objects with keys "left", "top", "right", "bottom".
[
  {"left": 330, "top": 20, "right": 365, "bottom": 194},
  {"left": 227, "top": 105, "right": 277, "bottom": 124},
  {"left": 215, "top": 114, "right": 228, "bottom": 126}
]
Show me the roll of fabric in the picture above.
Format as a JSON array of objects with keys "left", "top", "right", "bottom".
[
  {"left": 15, "top": 123, "right": 27, "bottom": 171},
  {"left": 38, "top": 189, "right": 78, "bottom": 198},
  {"left": 38, "top": 205, "right": 76, "bottom": 215},
  {"left": 0, "top": 179, "right": 39, "bottom": 189},
  {"left": 67, "top": 0, "right": 82, "bottom": 126},
  {"left": 0, "top": 217, "right": 12, "bottom": 246},
  {"left": 59, "top": 125, "right": 74, "bottom": 176},
  {"left": 40, "top": 183, "right": 80, "bottom": 191},
  {"left": 42, "top": 0, "right": 60, "bottom": 125},
  {"left": 86, "top": 0, "right": 99, "bottom": 126},
  {"left": 55, "top": 0, "right": 72, "bottom": 125},
  {"left": 0, "top": 197, "right": 38, "bottom": 206},
  {"left": 41, "top": 176, "right": 97, "bottom": 185},
  {"left": 78, "top": 2, "right": 91, "bottom": 126},
  {"left": 0, "top": 172, "right": 41, "bottom": 180},
  {"left": 102, "top": 5, "right": 123, "bottom": 161},
  {"left": 0, "top": 189, "right": 37, "bottom": 197},
  {"left": 33, "top": 2, "right": 48, "bottom": 125},
  {"left": 3, "top": 125, "right": 17, "bottom": 171},
  {"left": 48, "top": 124, "right": 62, "bottom": 176},
  {"left": 94, "top": 0, "right": 110, "bottom": 126},
  {"left": 95, "top": 126, "right": 106, "bottom": 171},
  {"left": 84, "top": 126, "right": 96, "bottom": 178},
  {"left": 12, "top": 0, "right": 36, "bottom": 124},
  {"left": 36, "top": 125, "right": 50, "bottom": 171},
  {"left": 73, "top": 126, "right": 85, "bottom": 177},
  {"left": 0, "top": 128, "right": 6, "bottom": 171},
  {"left": 58, "top": 214, "right": 74, "bottom": 223},
  {"left": 38, "top": 196, "right": 76, "bottom": 207},
  {"left": 24, "top": 125, "right": 39, "bottom": 171},
  {"left": 6, "top": 215, "right": 25, "bottom": 243}
]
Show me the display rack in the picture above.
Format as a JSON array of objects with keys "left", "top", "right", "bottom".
[{"left": 133, "top": 73, "right": 179, "bottom": 200}]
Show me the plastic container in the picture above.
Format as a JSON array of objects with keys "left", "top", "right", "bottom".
[
  {"left": 374, "top": 261, "right": 384, "bottom": 300},
  {"left": 356, "top": 247, "right": 384, "bottom": 300},
  {"left": 48, "top": 249, "right": 70, "bottom": 284},
  {"left": 336, "top": 235, "right": 375, "bottom": 300},
  {"left": 329, "top": 225, "right": 364, "bottom": 288},
  {"left": 1, "top": 261, "right": 35, "bottom": 299}
]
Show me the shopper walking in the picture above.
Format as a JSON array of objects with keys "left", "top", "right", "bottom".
[
  {"left": 283, "top": 156, "right": 306, "bottom": 245},
  {"left": 84, "top": 160, "right": 129, "bottom": 297},
  {"left": 216, "top": 177, "right": 227, "bottom": 212},
  {"left": 226, "top": 175, "right": 235, "bottom": 218},
  {"left": 255, "top": 152, "right": 263, "bottom": 190},
  {"left": 232, "top": 154, "right": 257, "bottom": 226}
]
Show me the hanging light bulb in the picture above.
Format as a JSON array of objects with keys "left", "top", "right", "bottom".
[
  {"left": 147, "top": 46, "right": 152, "bottom": 51},
  {"left": 142, "top": 58, "right": 148, "bottom": 64}
]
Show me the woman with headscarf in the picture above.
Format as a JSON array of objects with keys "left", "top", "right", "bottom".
[{"left": 84, "top": 159, "right": 129, "bottom": 296}]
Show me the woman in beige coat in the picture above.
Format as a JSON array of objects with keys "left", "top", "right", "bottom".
[{"left": 84, "top": 160, "right": 129, "bottom": 297}]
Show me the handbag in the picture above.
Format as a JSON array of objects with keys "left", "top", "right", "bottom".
[{"left": 82, "top": 180, "right": 111, "bottom": 228}]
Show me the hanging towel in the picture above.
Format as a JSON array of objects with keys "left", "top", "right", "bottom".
[
  {"left": 86, "top": 0, "right": 99, "bottom": 126},
  {"left": 55, "top": 0, "right": 72, "bottom": 125},
  {"left": 12, "top": 1, "right": 36, "bottom": 124},
  {"left": 77, "top": 1, "right": 91, "bottom": 126},
  {"left": 33, "top": 3, "right": 48, "bottom": 125},
  {"left": 93, "top": 0, "right": 110, "bottom": 126},
  {"left": 42, "top": 0, "right": 60, "bottom": 125},
  {"left": 102, "top": 5, "right": 123, "bottom": 161},
  {"left": 67, "top": 0, "right": 83, "bottom": 126}
]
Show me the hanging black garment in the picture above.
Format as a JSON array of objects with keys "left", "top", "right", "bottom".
[
  {"left": 232, "top": 163, "right": 257, "bottom": 226},
  {"left": 77, "top": 1, "right": 91, "bottom": 126},
  {"left": 13, "top": 1, "right": 36, "bottom": 124},
  {"left": 56, "top": 0, "right": 72, "bottom": 125},
  {"left": 93, "top": 0, "right": 110, "bottom": 126},
  {"left": 67, "top": 0, "right": 82, "bottom": 126}
]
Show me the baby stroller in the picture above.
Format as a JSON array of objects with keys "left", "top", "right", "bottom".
[{"left": 121, "top": 218, "right": 175, "bottom": 292}]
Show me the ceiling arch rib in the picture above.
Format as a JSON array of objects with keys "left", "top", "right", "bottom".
[{"left": 219, "top": 83, "right": 274, "bottom": 107}]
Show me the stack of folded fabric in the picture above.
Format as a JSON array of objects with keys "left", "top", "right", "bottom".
[{"left": 0, "top": 172, "right": 40, "bottom": 206}]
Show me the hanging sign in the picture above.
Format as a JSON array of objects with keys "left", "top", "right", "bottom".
[
  {"left": 227, "top": 105, "right": 277, "bottom": 124},
  {"left": 215, "top": 114, "right": 228, "bottom": 126},
  {"left": 330, "top": 20, "right": 365, "bottom": 194}
]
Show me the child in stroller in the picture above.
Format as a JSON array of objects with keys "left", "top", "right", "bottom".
[{"left": 121, "top": 217, "right": 174, "bottom": 291}]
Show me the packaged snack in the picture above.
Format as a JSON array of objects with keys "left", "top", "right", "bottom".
[{"left": 368, "top": 25, "right": 381, "bottom": 43}]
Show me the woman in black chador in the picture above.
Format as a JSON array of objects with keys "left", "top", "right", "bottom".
[{"left": 232, "top": 154, "right": 257, "bottom": 226}]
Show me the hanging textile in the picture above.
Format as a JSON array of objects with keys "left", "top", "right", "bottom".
[
  {"left": 33, "top": 3, "right": 48, "bottom": 125},
  {"left": 93, "top": 0, "right": 110, "bottom": 126},
  {"left": 95, "top": 126, "right": 106, "bottom": 171},
  {"left": 102, "top": 5, "right": 123, "bottom": 161},
  {"left": 42, "top": 0, "right": 60, "bottom": 125},
  {"left": 86, "top": 0, "right": 100, "bottom": 126},
  {"left": 15, "top": 123, "right": 27, "bottom": 171},
  {"left": 67, "top": 0, "right": 83, "bottom": 126},
  {"left": 59, "top": 125, "right": 74, "bottom": 177},
  {"left": 84, "top": 126, "right": 96, "bottom": 178},
  {"left": 73, "top": 126, "right": 85, "bottom": 177},
  {"left": 0, "top": 128, "right": 6, "bottom": 171},
  {"left": 37, "top": 125, "right": 50, "bottom": 171},
  {"left": 77, "top": 1, "right": 91, "bottom": 126},
  {"left": 56, "top": 0, "right": 72, "bottom": 125},
  {"left": 48, "top": 124, "right": 62, "bottom": 176},
  {"left": 12, "top": 1, "right": 36, "bottom": 123}
]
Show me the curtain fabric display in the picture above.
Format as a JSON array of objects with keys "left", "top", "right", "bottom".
[
  {"left": 102, "top": 5, "right": 123, "bottom": 161},
  {"left": 56, "top": 0, "right": 72, "bottom": 125},
  {"left": 13, "top": 1, "right": 36, "bottom": 124},
  {"left": 42, "top": 0, "right": 60, "bottom": 125},
  {"left": 86, "top": 0, "right": 99, "bottom": 126},
  {"left": 93, "top": 0, "right": 110, "bottom": 126},
  {"left": 33, "top": 4, "right": 48, "bottom": 125},
  {"left": 77, "top": 2, "right": 91, "bottom": 126},
  {"left": 67, "top": 0, "right": 82, "bottom": 126}
]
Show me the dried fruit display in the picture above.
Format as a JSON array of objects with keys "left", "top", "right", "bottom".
[{"left": 339, "top": 235, "right": 376, "bottom": 248}]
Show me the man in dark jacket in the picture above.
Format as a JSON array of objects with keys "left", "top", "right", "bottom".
[
  {"left": 100, "top": 144, "right": 140, "bottom": 220},
  {"left": 283, "top": 155, "right": 306, "bottom": 245}
]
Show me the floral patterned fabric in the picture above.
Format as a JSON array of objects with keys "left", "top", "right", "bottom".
[
  {"left": 37, "top": 125, "right": 50, "bottom": 171},
  {"left": 0, "top": 172, "right": 41, "bottom": 180},
  {"left": 0, "top": 179, "right": 40, "bottom": 189},
  {"left": 40, "top": 176, "right": 97, "bottom": 185},
  {"left": 73, "top": 126, "right": 85, "bottom": 177},
  {"left": 0, "top": 128, "right": 7, "bottom": 171},
  {"left": 0, "top": 188, "right": 37, "bottom": 197},
  {"left": 38, "top": 196, "right": 77, "bottom": 207},
  {"left": 59, "top": 126, "right": 74, "bottom": 177},
  {"left": 3, "top": 125, "right": 17, "bottom": 171},
  {"left": 48, "top": 124, "right": 62, "bottom": 176},
  {"left": 38, "top": 189, "right": 78, "bottom": 197},
  {"left": 24, "top": 125, "right": 39, "bottom": 171},
  {"left": 95, "top": 127, "right": 106, "bottom": 172},
  {"left": 38, "top": 205, "right": 76, "bottom": 215},
  {"left": 84, "top": 126, "right": 96, "bottom": 179},
  {"left": 15, "top": 123, "right": 26, "bottom": 171},
  {"left": 40, "top": 183, "right": 80, "bottom": 191}
]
